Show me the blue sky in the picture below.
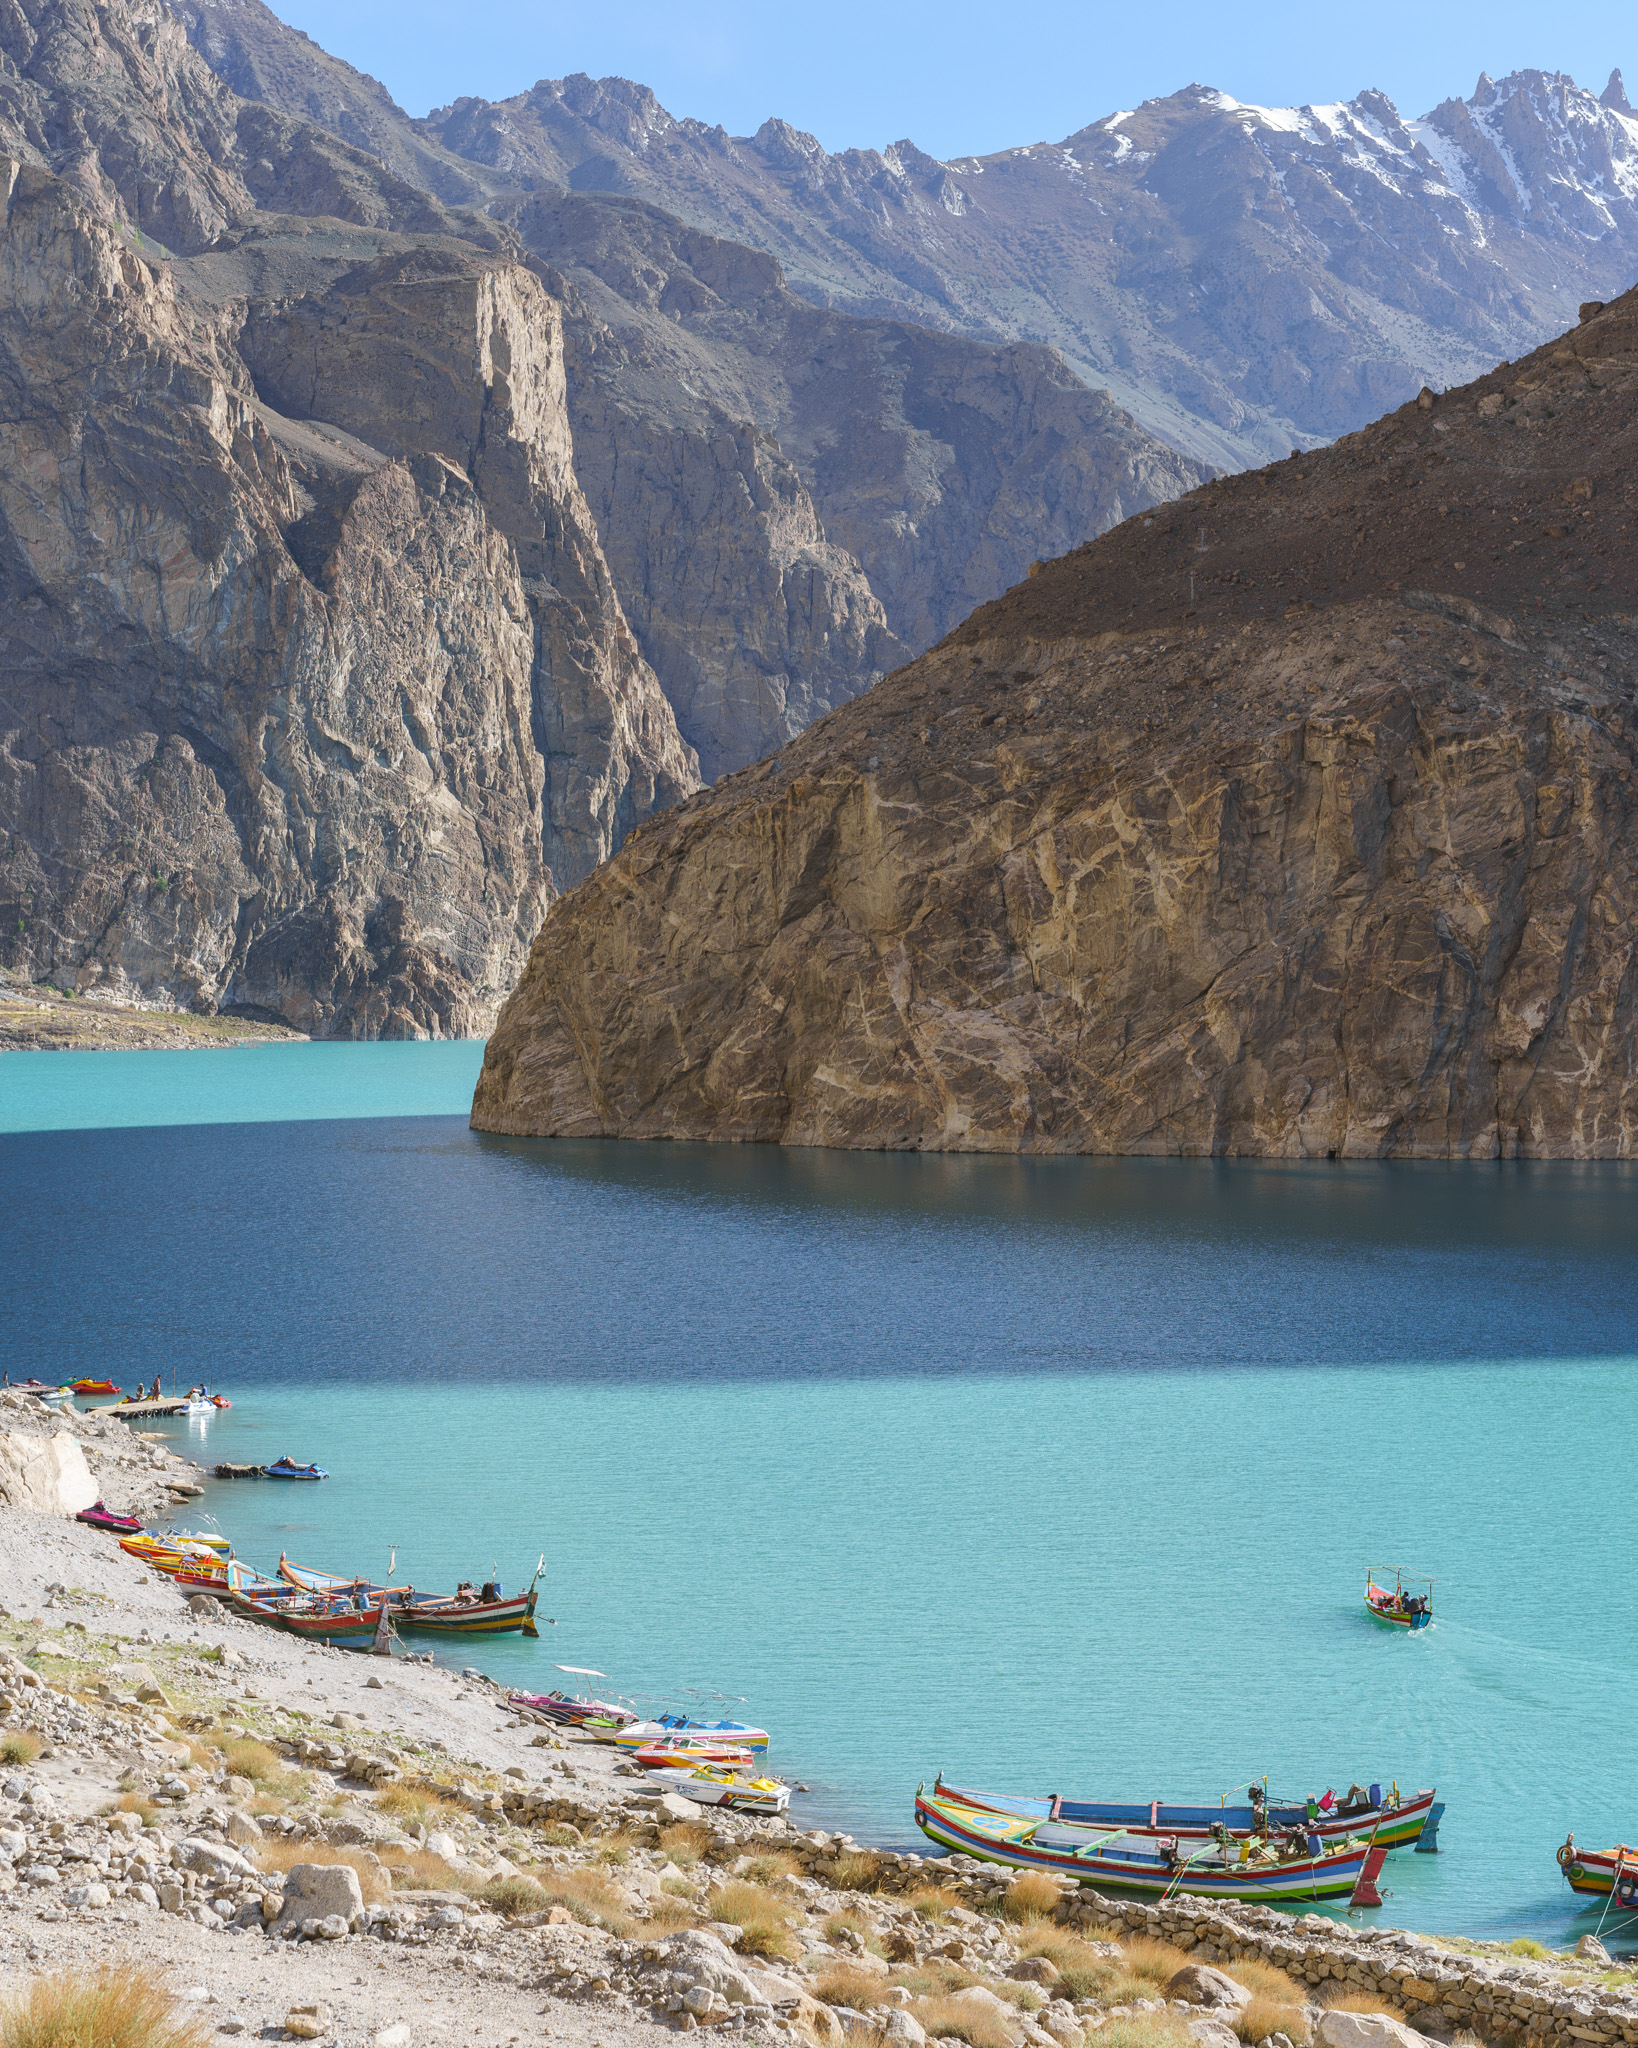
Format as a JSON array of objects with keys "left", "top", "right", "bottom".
[{"left": 288, "top": 0, "right": 1634, "bottom": 158}]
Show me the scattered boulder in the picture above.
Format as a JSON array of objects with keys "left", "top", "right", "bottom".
[
  {"left": 0, "top": 1431, "right": 96, "bottom": 1515},
  {"left": 1010, "top": 1957, "right": 1061, "bottom": 1986},
  {"left": 1037, "top": 2005, "right": 1082, "bottom": 2048},
  {"left": 1577, "top": 1936, "right": 1614, "bottom": 1964},
  {"left": 1315, "top": 2014, "right": 1434, "bottom": 2048},
  {"left": 1185, "top": 2022, "right": 1241, "bottom": 2048},
  {"left": 1169, "top": 1966, "right": 1251, "bottom": 2011},
  {"left": 269, "top": 1861, "right": 365, "bottom": 1937},
  {"left": 285, "top": 2007, "right": 331, "bottom": 2041},
  {"left": 185, "top": 1595, "right": 224, "bottom": 1619},
  {"left": 656, "top": 1791, "right": 706, "bottom": 1823},
  {"left": 373, "top": 2028, "right": 412, "bottom": 2048},
  {"left": 226, "top": 1810, "right": 263, "bottom": 1846}
]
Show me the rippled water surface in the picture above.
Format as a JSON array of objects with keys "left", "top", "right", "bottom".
[{"left": 3, "top": 1041, "right": 1638, "bottom": 1940}]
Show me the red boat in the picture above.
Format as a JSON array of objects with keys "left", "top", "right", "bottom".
[{"left": 70, "top": 1379, "right": 121, "bottom": 1396}]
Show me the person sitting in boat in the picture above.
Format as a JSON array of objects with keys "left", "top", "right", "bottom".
[
  {"left": 480, "top": 1581, "right": 500, "bottom": 1603},
  {"left": 454, "top": 1581, "right": 477, "bottom": 1604}
]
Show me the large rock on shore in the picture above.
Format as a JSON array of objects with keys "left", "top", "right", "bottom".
[
  {"left": 472, "top": 288, "right": 1638, "bottom": 1158},
  {"left": 0, "top": 1432, "right": 96, "bottom": 1515}
]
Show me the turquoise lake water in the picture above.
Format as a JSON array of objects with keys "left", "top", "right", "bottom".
[{"left": 3, "top": 1040, "right": 1638, "bottom": 1943}]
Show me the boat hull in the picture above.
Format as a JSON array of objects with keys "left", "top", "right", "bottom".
[
  {"left": 916, "top": 1792, "right": 1374, "bottom": 1903},
  {"left": 1558, "top": 1844, "right": 1638, "bottom": 1898},
  {"left": 645, "top": 1767, "right": 790, "bottom": 1814},
  {"left": 606, "top": 1718, "right": 770, "bottom": 1755},
  {"left": 935, "top": 1780, "right": 1437, "bottom": 1853},
  {"left": 278, "top": 1557, "right": 540, "bottom": 1635}
]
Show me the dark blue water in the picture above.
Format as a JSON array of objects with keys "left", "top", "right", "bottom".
[{"left": 6, "top": 1056, "right": 1638, "bottom": 1942}]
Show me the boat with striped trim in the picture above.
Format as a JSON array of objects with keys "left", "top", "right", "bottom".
[
  {"left": 915, "top": 1787, "right": 1387, "bottom": 1904},
  {"left": 276, "top": 1555, "right": 542, "bottom": 1636},
  {"left": 1557, "top": 1835, "right": 1638, "bottom": 1898},
  {"left": 224, "top": 1559, "right": 384, "bottom": 1643},
  {"left": 508, "top": 1689, "right": 636, "bottom": 1731},
  {"left": 604, "top": 1715, "right": 770, "bottom": 1756},
  {"left": 932, "top": 1777, "right": 1440, "bottom": 1853},
  {"left": 1365, "top": 1566, "right": 1433, "bottom": 1630}
]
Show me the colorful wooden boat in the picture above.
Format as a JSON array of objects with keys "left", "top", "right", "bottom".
[
  {"left": 509, "top": 1689, "right": 636, "bottom": 1730},
  {"left": 605, "top": 1715, "right": 770, "bottom": 1755},
  {"left": 119, "top": 1531, "right": 230, "bottom": 1575},
  {"left": 76, "top": 1502, "right": 143, "bottom": 1535},
  {"left": 916, "top": 1787, "right": 1387, "bottom": 1904},
  {"left": 1557, "top": 1836, "right": 1638, "bottom": 1898},
  {"left": 1364, "top": 1566, "right": 1433, "bottom": 1630},
  {"left": 934, "top": 1778, "right": 1441, "bottom": 1854},
  {"left": 224, "top": 1560, "right": 382, "bottom": 1642},
  {"left": 276, "top": 1556, "right": 541, "bottom": 1636},
  {"left": 266, "top": 1458, "right": 327, "bottom": 1481},
  {"left": 644, "top": 1764, "right": 790, "bottom": 1814}
]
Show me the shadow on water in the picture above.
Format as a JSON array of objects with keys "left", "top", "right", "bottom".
[{"left": 3, "top": 1117, "right": 1638, "bottom": 1383}]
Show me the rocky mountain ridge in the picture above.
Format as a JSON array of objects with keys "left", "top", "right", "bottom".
[
  {"left": 471, "top": 289, "right": 1638, "bottom": 1156},
  {"left": 422, "top": 65, "right": 1638, "bottom": 468},
  {"left": 0, "top": 0, "right": 1194, "bottom": 1033}
]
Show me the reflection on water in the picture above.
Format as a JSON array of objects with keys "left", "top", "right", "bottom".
[{"left": 3, "top": 1117, "right": 1638, "bottom": 1382}]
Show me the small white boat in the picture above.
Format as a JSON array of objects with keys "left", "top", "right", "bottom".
[{"left": 643, "top": 1764, "right": 790, "bottom": 1814}]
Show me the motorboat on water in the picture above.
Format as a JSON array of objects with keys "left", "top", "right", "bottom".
[{"left": 266, "top": 1457, "right": 327, "bottom": 1481}]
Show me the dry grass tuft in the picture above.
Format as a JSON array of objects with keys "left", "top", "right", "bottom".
[
  {"left": 1117, "top": 1937, "right": 1195, "bottom": 1986},
  {"left": 832, "top": 1850, "right": 886, "bottom": 1892},
  {"left": 894, "top": 1964, "right": 978, "bottom": 1997},
  {"left": 909, "top": 1886, "right": 965, "bottom": 1923},
  {"left": 1091, "top": 2017, "right": 1195, "bottom": 2048},
  {"left": 523, "top": 1866, "right": 642, "bottom": 1936},
  {"left": 0, "top": 1734, "right": 42, "bottom": 1766},
  {"left": 0, "top": 1965, "right": 211, "bottom": 2048},
  {"left": 378, "top": 1846, "right": 474, "bottom": 1892},
  {"left": 221, "top": 1738, "right": 283, "bottom": 1782},
  {"left": 111, "top": 1792, "right": 160, "bottom": 1827},
  {"left": 253, "top": 1840, "right": 389, "bottom": 1904},
  {"left": 1002, "top": 1871, "right": 1066, "bottom": 1925},
  {"left": 1508, "top": 1939, "right": 1549, "bottom": 1960},
  {"left": 914, "top": 1994, "right": 1018, "bottom": 2048},
  {"left": 376, "top": 1783, "right": 460, "bottom": 1829},
  {"left": 659, "top": 1822, "right": 713, "bottom": 1869},
  {"left": 825, "top": 1909, "right": 887, "bottom": 1956},
  {"left": 1237, "top": 1993, "right": 1312, "bottom": 2045},
  {"left": 645, "top": 1897, "right": 701, "bottom": 1935},
  {"left": 743, "top": 1850, "right": 803, "bottom": 1886},
  {"left": 711, "top": 1879, "right": 800, "bottom": 1961},
  {"left": 1230, "top": 1960, "right": 1304, "bottom": 2003},
  {"left": 478, "top": 1875, "right": 552, "bottom": 1918},
  {"left": 814, "top": 1964, "right": 896, "bottom": 2010}
]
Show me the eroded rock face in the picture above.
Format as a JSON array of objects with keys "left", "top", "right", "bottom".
[
  {"left": 0, "top": 161, "right": 693, "bottom": 1033},
  {"left": 472, "top": 291, "right": 1638, "bottom": 1157}
]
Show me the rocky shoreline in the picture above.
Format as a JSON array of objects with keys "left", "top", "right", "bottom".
[
  {"left": 0, "top": 1393, "right": 1630, "bottom": 2048},
  {"left": 0, "top": 971, "right": 305, "bottom": 1052}
]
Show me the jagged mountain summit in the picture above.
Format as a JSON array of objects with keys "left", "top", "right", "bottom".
[
  {"left": 423, "top": 66, "right": 1638, "bottom": 468},
  {"left": 472, "top": 291, "right": 1638, "bottom": 1158}
]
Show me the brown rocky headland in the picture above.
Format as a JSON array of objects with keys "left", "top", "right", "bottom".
[{"left": 473, "top": 290, "right": 1638, "bottom": 1158}]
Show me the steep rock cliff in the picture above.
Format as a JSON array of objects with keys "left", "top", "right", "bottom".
[
  {"left": 0, "top": 0, "right": 699, "bottom": 1033},
  {"left": 473, "top": 291, "right": 1638, "bottom": 1156}
]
